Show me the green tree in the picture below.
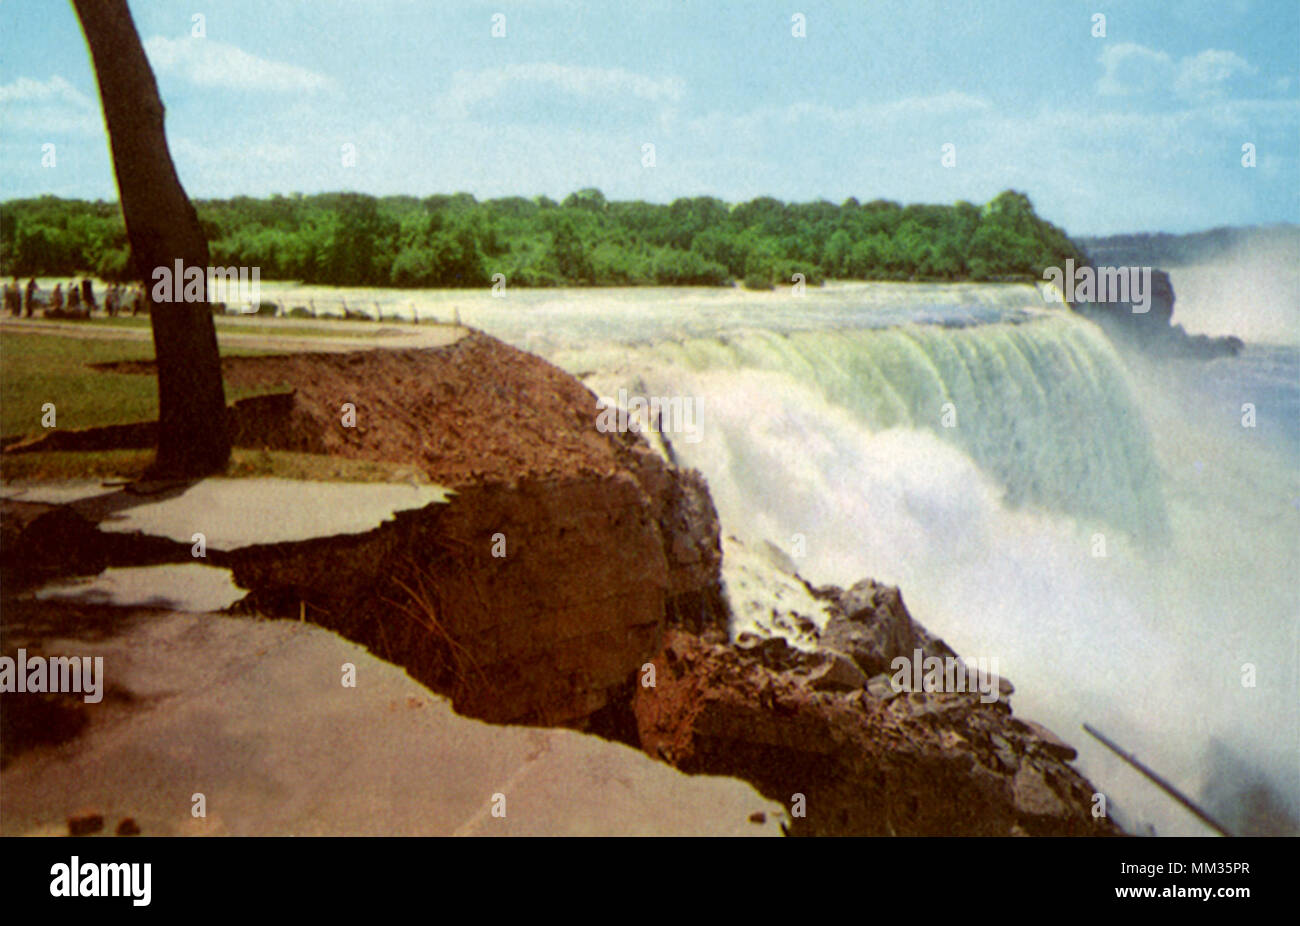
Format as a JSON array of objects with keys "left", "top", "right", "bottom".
[{"left": 547, "top": 216, "right": 593, "bottom": 283}]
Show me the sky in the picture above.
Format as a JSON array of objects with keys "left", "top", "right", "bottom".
[{"left": 1, "top": 0, "right": 1297, "bottom": 235}]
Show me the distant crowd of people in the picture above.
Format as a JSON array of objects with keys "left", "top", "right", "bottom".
[{"left": 3, "top": 278, "right": 147, "bottom": 319}]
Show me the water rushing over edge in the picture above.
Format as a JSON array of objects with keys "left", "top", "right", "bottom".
[
  {"left": 539, "top": 294, "right": 1298, "bottom": 837},
  {"left": 256, "top": 279, "right": 1299, "bottom": 836}
]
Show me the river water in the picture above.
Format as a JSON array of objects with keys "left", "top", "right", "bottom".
[{"left": 254, "top": 273, "right": 1299, "bottom": 837}]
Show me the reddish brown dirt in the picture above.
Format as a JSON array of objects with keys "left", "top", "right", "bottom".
[
  {"left": 192, "top": 333, "right": 724, "bottom": 727},
  {"left": 216, "top": 331, "right": 629, "bottom": 486},
  {"left": 5, "top": 332, "right": 727, "bottom": 729},
  {"left": 75, "top": 331, "right": 632, "bottom": 486}
]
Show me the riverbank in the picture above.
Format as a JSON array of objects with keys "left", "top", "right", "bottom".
[{"left": 1, "top": 324, "right": 1119, "bottom": 835}]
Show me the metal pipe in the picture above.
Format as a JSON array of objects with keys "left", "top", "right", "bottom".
[{"left": 1083, "top": 723, "right": 1233, "bottom": 837}]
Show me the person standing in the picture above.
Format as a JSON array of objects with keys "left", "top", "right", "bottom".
[{"left": 24, "top": 278, "right": 38, "bottom": 317}]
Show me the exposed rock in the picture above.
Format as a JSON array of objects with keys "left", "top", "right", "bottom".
[
  {"left": 1018, "top": 719, "right": 1078, "bottom": 761},
  {"left": 644, "top": 464, "right": 729, "bottom": 636},
  {"left": 1072, "top": 267, "right": 1242, "bottom": 359},
  {"left": 803, "top": 650, "right": 869, "bottom": 691},
  {"left": 633, "top": 629, "right": 1118, "bottom": 836},
  {"left": 866, "top": 673, "right": 903, "bottom": 701},
  {"left": 809, "top": 577, "right": 956, "bottom": 678},
  {"left": 735, "top": 633, "right": 823, "bottom": 673},
  {"left": 0, "top": 335, "right": 721, "bottom": 732},
  {"left": 1012, "top": 764, "right": 1071, "bottom": 821},
  {"left": 635, "top": 632, "right": 838, "bottom": 778},
  {"left": 200, "top": 336, "right": 730, "bottom": 729},
  {"left": 990, "top": 733, "right": 1019, "bottom": 770},
  {"left": 226, "top": 473, "right": 670, "bottom": 727}
]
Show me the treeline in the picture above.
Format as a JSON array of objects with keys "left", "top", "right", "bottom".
[{"left": 0, "top": 189, "right": 1085, "bottom": 290}]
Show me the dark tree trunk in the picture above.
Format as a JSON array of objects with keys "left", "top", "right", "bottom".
[{"left": 72, "top": 0, "right": 231, "bottom": 477}]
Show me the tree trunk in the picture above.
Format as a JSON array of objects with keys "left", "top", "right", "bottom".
[{"left": 72, "top": 0, "right": 231, "bottom": 477}]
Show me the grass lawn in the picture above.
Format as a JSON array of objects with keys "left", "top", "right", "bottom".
[
  {"left": 0, "top": 331, "right": 279, "bottom": 440},
  {"left": 0, "top": 330, "right": 443, "bottom": 486}
]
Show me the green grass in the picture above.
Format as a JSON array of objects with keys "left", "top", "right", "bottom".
[
  {"left": 0, "top": 331, "right": 277, "bottom": 440},
  {"left": 1, "top": 448, "right": 156, "bottom": 481},
  {"left": 0, "top": 330, "right": 447, "bottom": 485},
  {"left": 1, "top": 448, "right": 441, "bottom": 485}
]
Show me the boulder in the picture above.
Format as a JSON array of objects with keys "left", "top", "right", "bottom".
[
  {"left": 735, "top": 633, "right": 823, "bottom": 673},
  {"left": 634, "top": 630, "right": 1122, "bottom": 836},
  {"left": 1019, "top": 719, "right": 1078, "bottom": 761},
  {"left": 815, "top": 578, "right": 953, "bottom": 677},
  {"left": 866, "top": 673, "right": 903, "bottom": 701},
  {"left": 1012, "top": 765, "right": 1070, "bottom": 821},
  {"left": 803, "top": 650, "right": 869, "bottom": 691}
]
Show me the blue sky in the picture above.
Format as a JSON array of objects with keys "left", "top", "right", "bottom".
[{"left": 1, "top": 0, "right": 1297, "bottom": 235}]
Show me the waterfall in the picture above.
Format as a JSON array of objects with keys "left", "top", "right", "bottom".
[
  {"left": 571, "top": 313, "right": 1167, "bottom": 539},
  {"left": 552, "top": 307, "right": 1298, "bottom": 838}
]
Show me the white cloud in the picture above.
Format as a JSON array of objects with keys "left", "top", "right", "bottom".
[
  {"left": 0, "top": 75, "right": 100, "bottom": 135},
  {"left": 0, "top": 75, "right": 94, "bottom": 108},
  {"left": 1097, "top": 43, "right": 1256, "bottom": 102},
  {"left": 143, "top": 36, "right": 332, "bottom": 93},
  {"left": 1097, "top": 43, "right": 1175, "bottom": 96},
  {"left": 1174, "top": 49, "right": 1256, "bottom": 100},
  {"left": 435, "top": 63, "right": 685, "bottom": 119}
]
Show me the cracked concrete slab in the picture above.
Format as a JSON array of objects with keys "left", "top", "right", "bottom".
[
  {"left": 33, "top": 564, "right": 248, "bottom": 612},
  {"left": 81, "top": 478, "right": 451, "bottom": 550},
  {"left": 0, "top": 610, "right": 785, "bottom": 836}
]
